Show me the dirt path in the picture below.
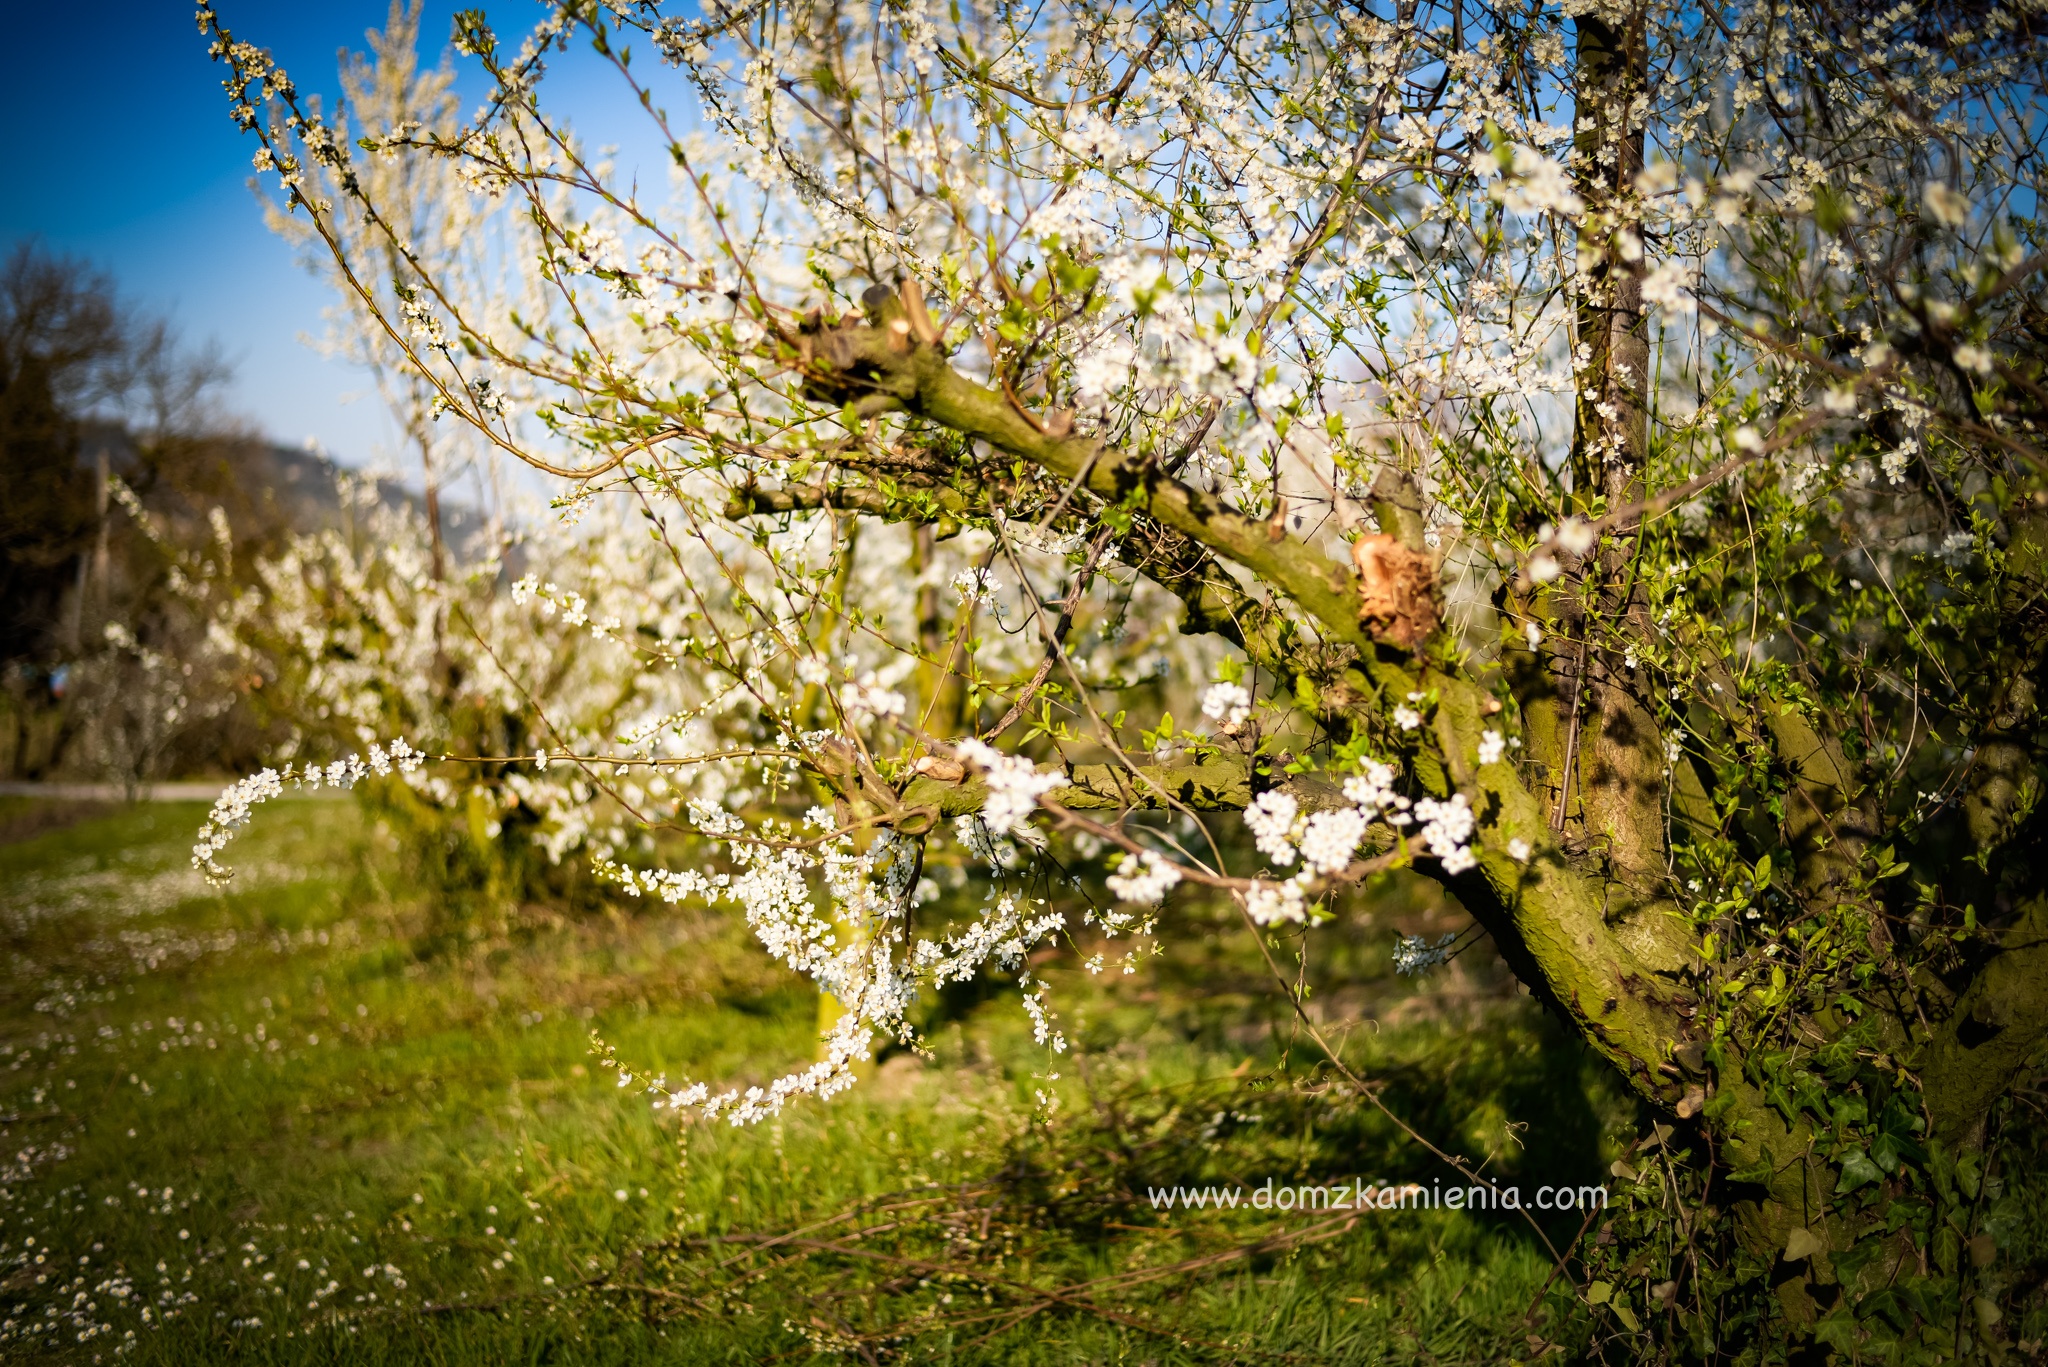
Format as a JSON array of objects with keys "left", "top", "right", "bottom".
[{"left": 0, "top": 781, "right": 227, "bottom": 801}]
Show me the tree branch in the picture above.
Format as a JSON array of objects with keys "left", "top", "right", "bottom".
[{"left": 787, "top": 293, "right": 1372, "bottom": 649}]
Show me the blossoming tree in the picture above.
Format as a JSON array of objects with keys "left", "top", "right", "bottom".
[{"left": 196, "top": 0, "right": 2048, "bottom": 1351}]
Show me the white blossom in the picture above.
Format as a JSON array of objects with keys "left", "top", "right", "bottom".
[
  {"left": 839, "top": 673, "right": 908, "bottom": 723},
  {"left": 1412, "top": 793, "right": 1477, "bottom": 875},
  {"left": 953, "top": 739, "right": 1064, "bottom": 838},
  {"left": 1299, "top": 807, "right": 1369, "bottom": 875},
  {"left": 193, "top": 739, "right": 425, "bottom": 884},
  {"left": 1201, "top": 681, "right": 1253, "bottom": 733},
  {"left": 1392, "top": 932, "right": 1456, "bottom": 975},
  {"left": 1245, "top": 877, "right": 1308, "bottom": 926},
  {"left": 1105, "top": 850, "right": 1182, "bottom": 904},
  {"left": 1244, "top": 791, "right": 1300, "bottom": 866},
  {"left": 1923, "top": 180, "right": 1972, "bottom": 228}
]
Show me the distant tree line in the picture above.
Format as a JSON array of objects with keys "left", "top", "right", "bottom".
[{"left": 0, "top": 241, "right": 396, "bottom": 782}]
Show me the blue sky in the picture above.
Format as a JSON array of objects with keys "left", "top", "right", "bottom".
[{"left": 1, "top": 1, "right": 670, "bottom": 472}]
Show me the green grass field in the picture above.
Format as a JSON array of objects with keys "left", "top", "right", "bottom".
[{"left": 0, "top": 797, "right": 1633, "bottom": 1364}]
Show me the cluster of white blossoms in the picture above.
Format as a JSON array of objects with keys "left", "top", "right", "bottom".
[
  {"left": 1201, "top": 681, "right": 1253, "bottom": 733},
  {"left": 1881, "top": 437, "right": 1921, "bottom": 485},
  {"left": 1486, "top": 145, "right": 1584, "bottom": 218},
  {"left": 949, "top": 567, "right": 1002, "bottom": 607},
  {"left": 910, "top": 892, "right": 1066, "bottom": 984},
  {"left": 192, "top": 739, "right": 426, "bottom": 884},
  {"left": 1392, "top": 932, "right": 1458, "bottom": 976},
  {"left": 839, "top": 672, "right": 908, "bottom": 723},
  {"left": 1243, "top": 792, "right": 1301, "bottom": 865},
  {"left": 1231, "top": 755, "right": 1484, "bottom": 926},
  {"left": 1299, "top": 807, "right": 1371, "bottom": 875},
  {"left": 1105, "top": 849, "right": 1184, "bottom": 905},
  {"left": 586, "top": 857, "right": 723, "bottom": 905},
  {"left": 1343, "top": 760, "right": 1479, "bottom": 874},
  {"left": 1342, "top": 761, "right": 1411, "bottom": 826},
  {"left": 1477, "top": 730, "right": 1507, "bottom": 766},
  {"left": 601, "top": 797, "right": 1073, "bottom": 1125},
  {"left": 952, "top": 739, "right": 1065, "bottom": 837},
  {"left": 596, "top": 739, "right": 1078, "bottom": 1126},
  {"left": 1245, "top": 877, "right": 1309, "bottom": 927},
  {"left": 1412, "top": 795, "right": 1479, "bottom": 875}
]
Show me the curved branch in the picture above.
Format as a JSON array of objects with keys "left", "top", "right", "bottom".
[{"left": 787, "top": 293, "right": 1374, "bottom": 649}]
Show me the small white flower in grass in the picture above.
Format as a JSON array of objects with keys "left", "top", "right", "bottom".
[
  {"left": 1245, "top": 791, "right": 1300, "bottom": 865},
  {"left": 953, "top": 739, "right": 1064, "bottom": 837},
  {"left": 1105, "top": 850, "right": 1181, "bottom": 905},
  {"left": 1201, "top": 681, "right": 1252, "bottom": 733},
  {"left": 1392, "top": 705, "right": 1423, "bottom": 731},
  {"left": 1508, "top": 838, "right": 1533, "bottom": 863},
  {"left": 1477, "top": 730, "right": 1506, "bottom": 766}
]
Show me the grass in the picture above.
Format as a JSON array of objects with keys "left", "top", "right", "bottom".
[{"left": 0, "top": 797, "right": 1636, "bottom": 1364}]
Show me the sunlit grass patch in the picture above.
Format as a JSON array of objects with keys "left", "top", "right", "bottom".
[{"left": 0, "top": 800, "right": 1612, "bottom": 1364}]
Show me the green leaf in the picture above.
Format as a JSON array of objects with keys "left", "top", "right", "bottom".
[
  {"left": 1833, "top": 1236, "right": 1883, "bottom": 1280},
  {"left": 1813, "top": 1311, "right": 1862, "bottom": 1350},
  {"left": 1611, "top": 1302, "right": 1640, "bottom": 1333},
  {"left": 1584, "top": 1280, "right": 1612, "bottom": 1306},
  {"left": 1784, "top": 1227, "right": 1826, "bottom": 1261},
  {"left": 1837, "top": 1146, "right": 1883, "bottom": 1194},
  {"left": 1754, "top": 852, "right": 1772, "bottom": 885}
]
